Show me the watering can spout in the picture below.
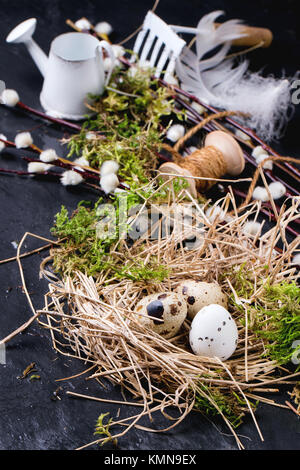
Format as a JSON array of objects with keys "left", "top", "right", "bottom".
[{"left": 6, "top": 18, "right": 48, "bottom": 77}]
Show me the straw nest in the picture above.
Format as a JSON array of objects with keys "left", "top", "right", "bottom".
[{"left": 37, "top": 186, "right": 300, "bottom": 449}]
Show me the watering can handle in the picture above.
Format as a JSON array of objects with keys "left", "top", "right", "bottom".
[{"left": 97, "top": 40, "right": 115, "bottom": 87}]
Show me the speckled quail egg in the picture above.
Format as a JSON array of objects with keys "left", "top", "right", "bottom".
[
  {"left": 175, "top": 280, "right": 227, "bottom": 319},
  {"left": 134, "top": 292, "right": 187, "bottom": 339},
  {"left": 189, "top": 304, "right": 238, "bottom": 361}
]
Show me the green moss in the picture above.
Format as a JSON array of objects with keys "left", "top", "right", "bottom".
[
  {"left": 194, "top": 384, "right": 258, "bottom": 428},
  {"left": 65, "top": 65, "right": 185, "bottom": 188},
  {"left": 227, "top": 264, "right": 300, "bottom": 366},
  {"left": 251, "top": 281, "right": 300, "bottom": 365},
  {"left": 51, "top": 182, "right": 190, "bottom": 280},
  {"left": 94, "top": 413, "right": 116, "bottom": 446},
  {"left": 115, "top": 259, "right": 168, "bottom": 282},
  {"left": 225, "top": 263, "right": 256, "bottom": 299}
]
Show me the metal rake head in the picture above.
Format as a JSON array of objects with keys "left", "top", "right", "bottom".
[{"left": 132, "top": 11, "right": 186, "bottom": 78}]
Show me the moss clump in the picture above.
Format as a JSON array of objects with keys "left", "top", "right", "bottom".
[
  {"left": 251, "top": 281, "right": 300, "bottom": 365},
  {"left": 51, "top": 200, "right": 114, "bottom": 277},
  {"left": 194, "top": 384, "right": 257, "bottom": 428},
  {"left": 66, "top": 65, "right": 185, "bottom": 188},
  {"left": 51, "top": 182, "right": 191, "bottom": 280},
  {"left": 228, "top": 265, "right": 300, "bottom": 366}
]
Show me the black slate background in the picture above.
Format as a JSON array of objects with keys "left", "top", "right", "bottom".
[{"left": 0, "top": 0, "right": 299, "bottom": 451}]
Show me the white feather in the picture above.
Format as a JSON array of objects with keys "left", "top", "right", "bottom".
[{"left": 176, "top": 11, "right": 293, "bottom": 141}]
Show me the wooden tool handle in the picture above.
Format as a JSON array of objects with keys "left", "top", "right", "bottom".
[{"left": 215, "top": 23, "right": 273, "bottom": 48}]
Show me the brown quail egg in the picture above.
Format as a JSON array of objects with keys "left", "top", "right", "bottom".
[
  {"left": 175, "top": 280, "right": 227, "bottom": 319},
  {"left": 134, "top": 292, "right": 187, "bottom": 339}
]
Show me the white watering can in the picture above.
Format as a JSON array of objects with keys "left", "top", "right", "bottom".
[{"left": 6, "top": 18, "right": 115, "bottom": 120}]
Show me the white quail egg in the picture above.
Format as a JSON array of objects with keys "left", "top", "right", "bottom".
[
  {"left": 134, "top": 292, "right": 187, "bottom": 339},
  {"left": 189, "top": 304, "right": 238, "bottom": 361},
  {"left": 175, "top": 280, "right": 227, "bottom": 319}
]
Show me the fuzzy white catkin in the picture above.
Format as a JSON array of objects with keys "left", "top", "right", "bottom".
[
  {"left": 1, "top": 89, "right": 20, "bottom": 107},
  {"left": 205, "top": 206, "right": 231, "bottom": 223},
  {"left": 183, "top": 146, "right": 198, "bottom": 157},
  {"left": 243, "top": 220, "right": 262, "bottom": 236},
  {"left": 0, "top": 134, "right": 7, "bottom": 152},
  {"left": 252, "top": 186, "right": 269, "bottom": 202},
  {"left": 100, "top": 160, "right": 119, "bottom": 176},
  {"left": 28, "top": 162, "right": 51, "bottom": 174},
  {"left": 86, "top": 131, "right": 97, "bottom": 140},
  {"left": 235, "top": 129, "right": 250, "bottom": 141},
  {"left": 75, "top": 18, "right": 91, "bottom": 30},
  {"left": 15, "top": 132, "right": 33, "bottom": 149},
  {"left": 112, "top": 45, "right": 125, "bottom": 59},
  {"left": 61, "top": 170, "right": 84, "bottom": 186},
  {"left": 100, "top": 173, "right": 119, "bottom": 194},
  {"left": 292, "top": 253, "right": 300, "bottom": 265},
  {"left": 94, "top": 21, "right": 113, "bottom": 35},
  {"left": 252, "top": 146, "right": 268, "bottom": 159},
  {"left": 269, "top": 181, "right": 286, "bottom": 199},
  {"left": 74, "top": 156, "right": 89, "bottom": 168},
  {"left": 40, "top": 149, "right": 58, "bottom": 163},
  {"left": 191, "top": 101, "right": 205, "bottom": 115},
  {"left": 166, "top": 124, "right": 185, "bottom": 142},
  {"left": 256, "top": 153, "right": 273, "bottom": 170}
]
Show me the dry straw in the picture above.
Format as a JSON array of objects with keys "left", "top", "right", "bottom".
[{"left": 15, "top": 182, "right": 296, "bottom": 450}]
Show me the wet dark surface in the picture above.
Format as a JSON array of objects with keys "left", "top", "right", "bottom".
[{"left": 0, "top": 0, "right": 300, "bottom": 450}]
